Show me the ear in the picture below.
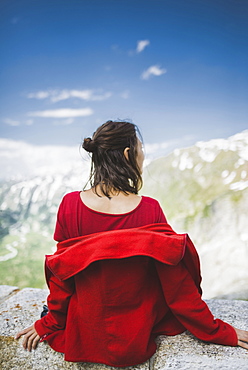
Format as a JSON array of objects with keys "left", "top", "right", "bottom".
[{"left": 123, "top": 147, "right": 130, "bottom": 161}]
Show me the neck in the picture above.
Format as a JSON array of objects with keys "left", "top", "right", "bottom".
[{"left": 93, "top": 185, "right": 131, "bottom": 199}]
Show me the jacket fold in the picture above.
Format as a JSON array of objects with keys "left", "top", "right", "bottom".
[{"left": 46, "top": 223, "right": 187, "bottom": 280}]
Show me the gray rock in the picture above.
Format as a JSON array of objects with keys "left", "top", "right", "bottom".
[
  {"left": 0, "top": 287, "right": 148, "bottom": 370},
  {"left": 0, "top": 286, "right": 247, "bottom": 370},
  {"left": 151, "top": 299, "right": 248, "bottom": 370},
  {"left": 0, "top": 285, "right": 19, "bottom": 303}
]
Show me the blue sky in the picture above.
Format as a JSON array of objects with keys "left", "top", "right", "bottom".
[{"left": 0, "top": 0, "right": 247, "bottom": 152}]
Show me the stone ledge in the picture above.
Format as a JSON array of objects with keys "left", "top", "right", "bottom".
[
  {"left": 0, "top": 285, "right": 20, "bottom": 303},
  {"left": 0, "top": 286, "right": 247, "bottom": 370}
]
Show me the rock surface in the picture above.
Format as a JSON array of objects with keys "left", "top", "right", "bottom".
[
  {"left": 0, "top": 286, "right": 247, "bottom": 370},
  {"left": 0, "top": 285, "right": 19, "bottom": 302}
]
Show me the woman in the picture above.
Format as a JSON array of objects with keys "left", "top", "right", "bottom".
[{"left": 16, "top": 120, "right": 248, "bottom": 366}]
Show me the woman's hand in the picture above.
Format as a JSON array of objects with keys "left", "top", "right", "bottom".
[
  {"left": 233, "top": 327, "right": 248, "bottom": 350},
  {"left": 15, "top": 324, "right": 40, "bottom": 351}
]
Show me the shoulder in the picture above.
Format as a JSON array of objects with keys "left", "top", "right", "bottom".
[
  {"left": 140, "top": 196, "right": 167, "bottom": 223},
  {"left": 141, "top": 195, "right": 161, "bottom": 208},
  {"left": 62, "top": 191, "right": 81, "bottom": 202},
  {"left": 58, "top": 191, "right": 81, "bottom": 211}
]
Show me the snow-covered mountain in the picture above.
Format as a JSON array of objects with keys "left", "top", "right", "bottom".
[
  {"left": 142, "top": 130, "right": 248, "bottom": 298},
  {"left": 0, "top": 131, "right": 248, "bottom": 298},
  {"left": 0, "top": 140, "right": 91, "bottom": 288},
  {"left": 0, "top": 139, "right": 90, "bottom": 233}
]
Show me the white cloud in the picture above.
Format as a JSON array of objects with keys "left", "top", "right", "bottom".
[
  {"left": 3, "top": 118, "right": 33, "bottom": 126},
  {"left": 136, "top": 40, "right": 150, "bottom": 53},
  {"left": 141, "top": 65, "right": 167, "bottom": 80},
  {"left": 25, "top": 119, "right": 33, "bottom": 126},
  {"left": 27, "top": 89, "right": 112, "bottom": 103},
  {"left": 27, "top": 91, "right": 50, "bottom": 99},
  {"left": 27, "top": 108, "right": 93, "bottom": 118},
  {"left": 120, "top": 90, "right": 129, "bottom": 99},
  {"left": 3, "top": 118, "right": 20, "bottom": 126},
  {"left": 143, "top": 136, "right": 197, "bottom": 165},
  {"left": 53, "top": 118, "right": 75, "bottom": 125}
]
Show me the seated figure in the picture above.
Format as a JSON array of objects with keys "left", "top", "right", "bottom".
[{"left": 16, "top": 120, "right": 248, "bottom": 366}]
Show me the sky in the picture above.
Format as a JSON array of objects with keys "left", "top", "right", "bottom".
[{"left": 0, "top": 0, "right": 248, "bottom": 155}]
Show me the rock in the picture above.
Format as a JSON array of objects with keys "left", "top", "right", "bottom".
[
  {"left": 0, "top": 285, "right": 19, "bottom": 303},
  {"left": 0, "top": 287, "right": 148, "bottom": 370},
  {"left": 152, "top": 299, "right": 248, "bottom": 370},
  {"left": 0, "top": 286, "right": 247, "bottom": 370}
]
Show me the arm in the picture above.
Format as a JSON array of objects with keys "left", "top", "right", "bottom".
[
  {"left": 16, "top": 270, "right": 74, "bottom": 350},
  {"left": 34, "top": 273, "right": 75, "bottom": 337},
  {"left": 234, "top": 328, "right": 248, "bottom": 350},
  {"left": 156, "top": 201, "right": 167, "bottom": 223},
  {"left": 16, "top": 194, "right": 74, "bottom": 350},
  {"left": 53, "top": 196, "right": 68, "bottom": 242},
  {"left": 37, "top": 196, "right": 74, "bottom": 336},
  {"left": 155, "top": 260, "right": 238, "bottom": 346}
]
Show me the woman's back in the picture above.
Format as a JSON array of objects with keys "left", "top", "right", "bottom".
[{"left": 54, "top": 190, "right": 167, "bottom": 241}]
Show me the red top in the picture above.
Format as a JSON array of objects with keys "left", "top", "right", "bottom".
[
  {"left": 54, "top": 191, "right": 167, "bottom": 241},
  {"left": 34, "top": 192, "right": 237, "bottom": 367},
  {"left": 35, "top": 224, "right": 238, "bottom": 367}
]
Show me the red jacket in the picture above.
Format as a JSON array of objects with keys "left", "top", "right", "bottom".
[{"left": 35, "top": 223, "right": 237, "bottom": 367}]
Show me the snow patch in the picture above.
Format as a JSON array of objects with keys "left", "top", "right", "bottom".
[
  {"left": 241, "top": 170, "right": 247, "bottom": 179},
  {"left": 240, "top": 233, "right": 248, "bottom": 242},
  {"left": 223, "top": 171, "right": 236, "bottom": 185},
  {"left": 0, "top": 243, "right": 18, "bottom": 262},
  {"left": 196, "top": 130, "right": 248, "bottom": 164},
  {"left": 172, "top": 160, "right": 178, "bottom": 168},
  {"left": 0, "top": 201, "right": 7, "bottom": 210},
  {"left": 235, "top": 158, "right": 245, "bottom": 168},
  {"left": 230, "top": 180, "right": 248, "bottom": 191},
  {"left": 197, "top": 146, "right": 218, "bottom": 163},
  {"left": 194, "top": 163, "right": 202, "bottom": 173},
  {"left": 173, "top": 149, "right": 181, "bottom": 157},
  {"left": 197, "top": 176, "right": 207, "bottom": 186},
  {"left": 221, "top": 170, "right": 229, "bottom": 178},
  {"left": 178, "top": 152, "right": 194, "bottom": 171}
]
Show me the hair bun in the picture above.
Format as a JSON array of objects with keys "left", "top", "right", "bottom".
[{"left": 82, "top": 137, "right": 96, "bottom": 153}]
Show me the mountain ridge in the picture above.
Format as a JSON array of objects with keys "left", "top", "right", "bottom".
[{"left": 142, "top": 130, "right": 248, "bottom": 298}]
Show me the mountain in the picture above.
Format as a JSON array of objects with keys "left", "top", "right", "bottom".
[
  {"left": 0, "top": 139, "right": 90, "bottom": 288},
  {"left": 142, "top": 130, "right": 248, "bottom": 298},
  {"left": 0, "top": 139, "right": 90, "bottom": 233},
  {"left": 0, "top": 132, "right": 248, "bottom": 298}
]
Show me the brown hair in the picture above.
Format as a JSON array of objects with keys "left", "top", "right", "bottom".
[{"left": 82, "top": 120, "right": 143, "bottom": 198}]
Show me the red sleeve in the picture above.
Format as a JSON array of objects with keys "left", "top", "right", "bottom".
[
  {"left": 53, "top": 196, "right": 67, "bottom": 242},
  {"left": 34, "top": 274, "right": 74, "bottom": 337},
  {"left": 156, "top": 202, "right": 167, "bottom": 223},
  {"left": 155, "top": 261, "right": 238, "bottom": 346}
]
